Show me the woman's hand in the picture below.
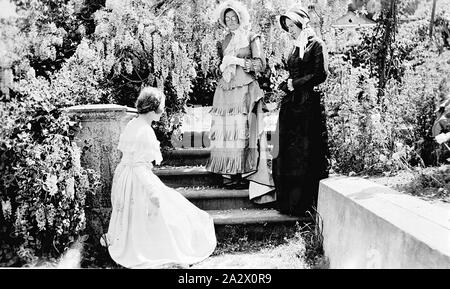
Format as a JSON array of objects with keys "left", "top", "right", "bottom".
[
  {"left": 287, "top": 79, "right": 294, "bottom": 91},
  {"left": 149, "top": 196, "right": 160, "bottom": 208}
]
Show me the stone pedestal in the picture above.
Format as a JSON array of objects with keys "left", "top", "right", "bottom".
[{"left": 64, "top": 104, "right": 137, "bottom": 232}]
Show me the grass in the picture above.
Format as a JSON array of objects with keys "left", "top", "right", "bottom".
[
  {"left": 42, "top": 215, "right": 329, "bottom": 269},
  {"left": 369, "top": 166, "right": 450, "bottom": 203},
  {"left": 193, "top": 215, "right": 329, "bottom": 269}
]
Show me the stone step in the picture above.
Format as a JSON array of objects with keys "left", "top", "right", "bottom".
[
  {"left": 178, "top": 187, "right": 256, "bottom": 210},
  {"left": 208, "top": 208, "right": 309, "bottom": 241},
  {"left": 152, "top": 166, "right": 223, "bottom": 188},
  {"left": 161, "top": 148, "right": 210, "bottom": 166},
  {"left": 91, "top": 207, "right": 308, "bottom": 242},
  {"left": 209, "top": 208, "right": 302, "bottom": 225}
]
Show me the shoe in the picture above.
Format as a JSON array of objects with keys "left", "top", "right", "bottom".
[{"left": 232, "top": 180, "right": 249, "bottom": 190}]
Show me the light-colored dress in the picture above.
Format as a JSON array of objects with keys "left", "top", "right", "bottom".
[
  {"left": 105, "top": 116, "right": 217, "bottom": 268},
  {"left": 206, "top": 29, "right": 276, "bottom": 204}
]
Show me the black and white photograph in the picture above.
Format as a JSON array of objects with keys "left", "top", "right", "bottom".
[{"left": 0, "top": 0, "right": 449, "bottom": 275}]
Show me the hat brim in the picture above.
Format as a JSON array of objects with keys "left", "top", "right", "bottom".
[
  {"left": 279, "top": 15, "right": 290, "bottom": 32},
  {"left": 279, "top": 9, "right": 310, "bottom": 32},
  {"left": 215, "top": 0, "right": 251, "bottom": 29},
  {"left": 219, "top": 8, "right": 240, "bottom": 28}
]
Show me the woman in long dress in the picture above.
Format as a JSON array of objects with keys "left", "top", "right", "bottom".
[
  {"left": 273, "top": 6, "right": 329, "bottom": 217},
  {"left": 206, "top": 0, "right": 275, "bottom": 204},
  {"left": 104, "top": 87, "right": 217, "bottom": 268}
]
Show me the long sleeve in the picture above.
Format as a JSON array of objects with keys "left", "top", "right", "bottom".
[
  {"left": 292, "top": 40, "right": 328, "bottom": 90},
  {"left": 243, "top": 34, "right": 266, "bottom": 75},
  {"left": 214, "top": 40, "right": 224, "bottom": 79},
  {"left": 117, "top": 118, "right": 163, "bottom": 165},
  {"left": 277, "top": 81, "right": 289, "bottom": 94}
]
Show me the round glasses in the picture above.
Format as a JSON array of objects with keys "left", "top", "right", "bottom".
[{"left": 225, "top": 15, "right": 239, "bottom": 23}]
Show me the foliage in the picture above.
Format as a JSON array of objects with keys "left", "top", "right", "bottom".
[
  {"left": 0, "top": 76, "right": 101, "bottom": 266},
  {"left": 209, "top": 221, "right": 326, "bottom": 269},
  {"left": 322, "top": 0, "right": 450, "bottom": 175},
  {"left": 323, "top": 56, "right": 398, "bottom": 174},
  {"left": 7, "top": 0, "right": 105, "bottom": 79},
  {"left": 1, "top": 0, "right": 450, "bottom": 267},
  {"left": 401, "top": 165, "right": 450, "bottom": 203},
  {"left": 2, "top": 0, "right": 358, "bottom": 147},
  {"left": 79, "top": 0, "right": 305, "bottom": 142}
]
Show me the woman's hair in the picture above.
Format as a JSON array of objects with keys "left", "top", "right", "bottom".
[{"left": 135, "top": 86, "right": 165, "bottom": 114}]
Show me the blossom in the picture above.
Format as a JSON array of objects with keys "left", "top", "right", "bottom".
[
  {"left": 1, "top": 199, "right": 12, "bottom": 220},
  {"left": 35, "top": 205, "right": 46, "bottom": 231},
  {"left": 75, "top": 211, "right": 85, "bottom": 232},
  {"left": 71, "top": 142, "right": 82, "bottom": 172},
  {"left": 46, "top": 204, "right": 56, "bottom": 227},
  {"left": 65, "top": 177, "right": 75, "bottom": 200},
  {"left": 392, "top": 151, "right": 404, "bottom": 161},
  {"left": 379, "top": 154, "right": 387, "bottom": 162},
  {"left": 45, "top": 174, "right": 58, "bottom": 196}
]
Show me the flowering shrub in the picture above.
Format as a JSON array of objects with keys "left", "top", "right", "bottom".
[
  {"left": 322, "top": 14, "right": 450, "bottom": 175},
  {"left": 0, "top": 74, "right": 101, "bottom": 266},
  {"left": 1, "top": 0, "right": 449, "bottom": 267}
]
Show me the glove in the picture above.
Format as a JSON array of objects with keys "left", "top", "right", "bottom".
[
  {"left": 227, "top": 56, "right": 245, "bottom": 67},
  {"left": 435, "top": 132, "right": 450, "bottom": 144},
  {"left": 222, "top": 67, "right": 234, "bottom": 82},
  {"left": 287, "top": 79, "right": 294, "bottom": 91},
  {"left": 220, "top": 55, "right": 245, "bottom": 71}
]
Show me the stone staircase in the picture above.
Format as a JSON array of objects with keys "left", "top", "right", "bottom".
[{"left": 154, "top": 147, "right": 309, "bottom": 241}]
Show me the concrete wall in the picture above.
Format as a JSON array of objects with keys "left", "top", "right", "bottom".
[{"left": 317, "top": 176, "right": 450, "bottom": 269}]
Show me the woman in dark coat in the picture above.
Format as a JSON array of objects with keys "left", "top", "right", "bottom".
[{"left": 273, "top": 7, "right": 329, "bottom": 217}]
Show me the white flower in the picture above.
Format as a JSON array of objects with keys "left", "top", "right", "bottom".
[
  {"left": 46, "top": 204, "right": 56, "bottom": 227},
  {"left": 392, "top": 151, "right": 402, "bottom": 161},
  {"left": 1, "top": 199, "right": 12, "bottom": 220},
  {"left": 171, "top": 41, "right": 179, "bottom": 55},
  {"left": 370, "top": 113, "right": 381, "bottom": 124},
  {"left": 71, "top": 142, "right": 82, "bottom": 172},
  {"left": 66, "top": 177, "right": 75, "bottom": 200},
  {"left": 35, "top": 205, "right": 46, "bottom": 231},
  {"left": 79, "top": 173, "right": 89, "bottom": 189},
  {"left": 46, "top": 174, "right": 58, "bottom": 196},
  {"left": 394, "top": 142, "right": 404, "bottom": 149}
]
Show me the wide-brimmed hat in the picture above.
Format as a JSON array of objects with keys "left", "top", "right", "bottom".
[
  {"left": 279, "top": 6, "right": 310, "bottom": 32},
  {"left": 213, "top": 0, "right": 251, "bottom": 30}
]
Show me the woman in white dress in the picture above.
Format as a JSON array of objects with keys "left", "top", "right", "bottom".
[{"left": 104, "top": 87, "right": 217, "bottom": 269}]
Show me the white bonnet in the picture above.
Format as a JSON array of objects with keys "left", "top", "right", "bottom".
[{"left": 213, "top": 0, "right": 251, "bottom": 30}]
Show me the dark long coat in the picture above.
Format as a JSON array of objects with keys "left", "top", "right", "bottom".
[{"left": 272, "top": 35, "right": 330, "bottom": 216}]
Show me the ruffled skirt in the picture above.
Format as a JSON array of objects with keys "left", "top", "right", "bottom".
[{"left": 206, "top": 80, "right": 263, "bottom": 175}]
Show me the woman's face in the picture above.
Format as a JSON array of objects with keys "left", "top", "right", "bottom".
[
  {"left": 155, "top": 97, "right": 166, "bottom": 121},
  {"left": 225, "top": 10, "right": 239, "bottom": 31},
  {"left": 285, "top": 17, "right": 302, "bottom": 39},
  {"left": 142, "top": 97, "right": 165, "bottom": 123}
]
